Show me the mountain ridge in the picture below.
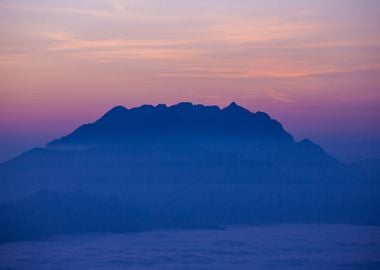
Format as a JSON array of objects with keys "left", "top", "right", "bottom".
[{"left": 48, "top": 102, "right": 294, "bottom": 148}]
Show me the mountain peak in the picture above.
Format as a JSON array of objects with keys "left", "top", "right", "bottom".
[
  {"left": 102, "top": 105, "right": 128, "bottom": 118},
  {"left": 96, "top": 105, "right": 128, "bottom": 124},
  {"left": 228, "top": 101, "right": 238, "bottom": 107},
  {"left": 223, "top": 102, "right": 250, "bottom": 114},
  {"left": 156, "top": 104, "right": 168, "bottom": 109},
  {"left": 173, "top": 102, "right": 194, "bottom": 108},
  {"left": 109, "top": 105, "right": 128, "bottom": 113}
]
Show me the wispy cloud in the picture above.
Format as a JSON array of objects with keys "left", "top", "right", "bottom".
[
  {"left": 41, "top": 32, "right": 196, "bottom": 62},
  {"left": 158, "top": 64, "right": 380, "bottom": 79},
  {"left": 204, "top": 19, "right": 323, "bottom": 45},
  {"left": 45, "top": 32, "right": 192, "bottom": 51},
  {"left": 0, "top": 54, "right": 27, "bottom": 65},
  {"left": 267, "top": 89, "right": 295, "bottom": 103},
  {"left": 0, "top": 1, "right": 182, "bottom": 21},
  {"left": 66, "top": 49, "right": 195, "bottom": 63},
  {"left": 0, "top": 3, "right": 113, "bottom": 18}
]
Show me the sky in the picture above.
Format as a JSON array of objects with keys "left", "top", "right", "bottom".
[{"left": 0, "top": 0, "right": 379, "bottom": 162}]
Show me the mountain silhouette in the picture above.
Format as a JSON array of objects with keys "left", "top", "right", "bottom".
[
  {"left": 0, "top": 102, "right": 342, "bottom": 193},
  {"left": 0, "top": 102, "right": 379, "bottom": 242},
  {"left": 48, "top": 102, "right": 293, "bottom": 147},
  {"left": 0, "top": 102, "right": 363, "bottom": 197}
]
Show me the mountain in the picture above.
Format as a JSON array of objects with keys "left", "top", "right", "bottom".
[
  {"left": 0, "top": 102, "right": 378, "bottom": 242},
  {"left": 48, "top": 102, "right": 293, "bottom": 147},
  {"left": 0, "top": 102, "right": 344, "bottom": 198}
]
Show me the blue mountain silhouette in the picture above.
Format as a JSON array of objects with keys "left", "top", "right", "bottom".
[
  {"left": 48, "top": 102, "right": 293, "bottom": 147},
  {"left": 0, "top": 102, "right": 378, "bottom": 242}
]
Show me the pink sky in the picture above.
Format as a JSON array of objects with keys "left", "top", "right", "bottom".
[{"left": 0, "top": 0, "right": 379, "bottom": 161}]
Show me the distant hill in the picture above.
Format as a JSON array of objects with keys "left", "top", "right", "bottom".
[
  {"left": 0, "top": 189, "right": 223, "bottom": 243},
  {"left": 0, "top": 190, "right": 152, "bottom": 242}
]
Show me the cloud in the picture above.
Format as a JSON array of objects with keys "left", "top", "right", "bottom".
[
  {"left": 1, "top": 0, "right": 380, "bottom": 83},
  {"left": 0, "top": 54, "right": 26, "bottom": 65},
  {"left": 204, "top": 18, "right": 323, "bottom": 45},
  {"left": 44, "top": 32, "right": 192, "bottom": 51},
  {"left": 41, "top": 32, "right": 196, "bottom": 62},
  {"left": 157, "top": 59, "right": 380, "bottom": 80},
  {"left": 267, "top": 89, "right": 295, "bottom": 103},
  {"left": 0, "top": 1, "right": 182, "bottom": 21},
  {"left": 66, "top": 49, "right": 195, "bottom": 63}
]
